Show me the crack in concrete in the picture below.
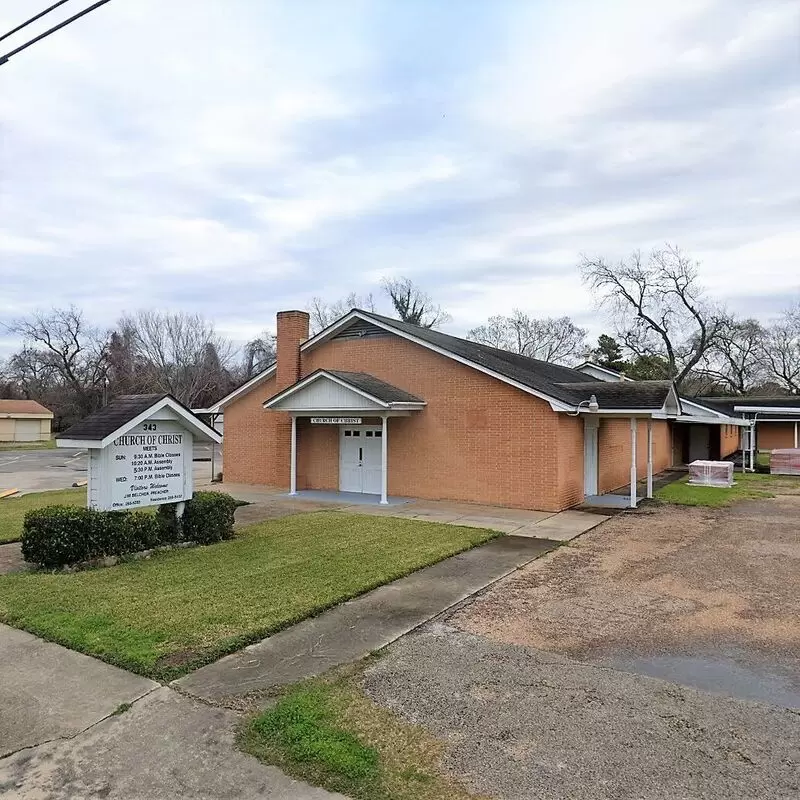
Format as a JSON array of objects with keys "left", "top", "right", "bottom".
[{"left": 0, "top": 685, "right": 160, "bottom": 761}]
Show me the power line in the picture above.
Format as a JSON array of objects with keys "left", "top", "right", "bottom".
[
  {"left": 0, "top": 0, "right": 113, "bottom": 67},
  {"left": 0, "top": 1, "right": 73, "bottom": 45}
]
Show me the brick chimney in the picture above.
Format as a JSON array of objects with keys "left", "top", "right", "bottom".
[{"left": 276, "top": 310, "right": 310, "bottom": 390}]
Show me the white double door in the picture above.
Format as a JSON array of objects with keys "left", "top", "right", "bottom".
[{"left": 339, "top": 426, "right": 383, "bottom": 494}]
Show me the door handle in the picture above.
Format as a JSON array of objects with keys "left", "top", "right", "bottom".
[{"left": 359, "top": 447, "right": 363, "bottom": 463}]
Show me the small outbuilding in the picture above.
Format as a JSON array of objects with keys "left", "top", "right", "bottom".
[{"left": 0, "top": 399, "right": 54, "bottom": 442}]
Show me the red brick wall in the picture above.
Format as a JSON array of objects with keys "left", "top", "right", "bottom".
[
  {"left": 222, "top": 325, "right": 674, "bottom": 509},
  {"left": 296, "top": 419, "right": 340, "bottom": 491},
  {"left": 222, "top": 374, "right": 281, "bottom": 485},
  {"left": 598, "top": 418, "right": 671, "bottom": 494},
  {"left": 299, "top": 334, "right": 572, "bottom": 510},
  {"left": 758, "top": 421, "right": 797, "bottom": 450},
  {"left": 720, "top": 424, "right": 740, "bottom": 457},
  {"left": 557, "top": 413, "right": 585, "bottom": 508}
]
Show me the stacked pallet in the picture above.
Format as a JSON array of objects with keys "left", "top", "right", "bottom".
[
  {"left": 688, "top": 460, "right": 734, "bottom": 487},
  {"left": 770, "top": 449, "right": 800, "bottom": 476}
]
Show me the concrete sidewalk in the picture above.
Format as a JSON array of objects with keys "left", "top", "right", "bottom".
[
  {"left": 0, "top": 625, "right": 158, "bottom": 757},
  {"left": 212, "top": 482, "right": 610, "bottom": 541},
  {"left": 342, "top": 501, "right": 610, "bottom": 540},
  {"left": 0, "top": 626, "right": 343, "bottom": 799},
  {"left": 176, "top": 535, "right": 558, "bottom": 706}
]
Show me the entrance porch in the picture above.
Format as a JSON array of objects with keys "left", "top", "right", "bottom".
[{"left": 263, "top": 369, "right": 426, "bottom": 505}]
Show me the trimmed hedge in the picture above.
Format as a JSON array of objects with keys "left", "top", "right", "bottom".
[
  {"left": 180, "top": 491, "right": 238, "bottom": 544},
  {"left": 21, "top": 491, "right": 239, "bottom": 569}
]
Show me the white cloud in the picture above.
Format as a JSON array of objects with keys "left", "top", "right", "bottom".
[{"left": 0, "top": 0, "right": 797, "bottom": 355}]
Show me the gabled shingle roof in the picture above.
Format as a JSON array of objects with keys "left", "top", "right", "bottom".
[
  {"left": 325, "top": 371, "right": 424, "bottom": 404},
  {"left": 353, "top": 311, "right": 674, "bottom": 411},
  {"left": 555, "top": 381, "right": 674, "bottom": 410},
  {"left": 0, "top": 399, "right": 52, "bottom": 416},
  {"left": 56, "top": 394, "right": 166, "bottom": 441},
  {"left": 264, "top": 369, "right": 424, "bottom": 408}
]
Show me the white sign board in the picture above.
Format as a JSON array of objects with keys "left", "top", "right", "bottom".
[
  {"left": 311, "top": 417, "right": 362, "bottom": 424},
  {"left": 89, "top": 420, "right": 193, "bottom": 510}
]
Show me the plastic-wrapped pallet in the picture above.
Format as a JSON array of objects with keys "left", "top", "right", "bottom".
[
  {"left": 688, "top": 460, "right": 734, "bottom": 487},
  {"left": 770, "top": 449, "right": 800, "bottom": 476}
]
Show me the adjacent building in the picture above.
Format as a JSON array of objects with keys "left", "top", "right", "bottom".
[{"left": 0, "top": 399, "right": 54, "bottom": 442}]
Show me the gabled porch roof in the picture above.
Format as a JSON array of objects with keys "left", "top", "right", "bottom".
[{"left": 263, "top": 369, "right": 426, "bottom": 413}]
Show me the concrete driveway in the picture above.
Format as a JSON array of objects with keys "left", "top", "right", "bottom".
[{"left": 0, "top": 626, "right": 342, "bottom": 799}]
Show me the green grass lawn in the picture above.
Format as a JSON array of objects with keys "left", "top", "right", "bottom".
[
  {"left": 0, "top": 488, "right": 86, "bottom": 543},
  {"left": 655, "top": 472, "right": 786, "bottom": 507},
  {"left": 240, "top": 665, "right": 479, "bottom": 800},
  {"left": 0, "top": 439, "right": 57, "bottom": 452},
  {"left": 0, "top": 512, "right": 497, "bottom": 680}
]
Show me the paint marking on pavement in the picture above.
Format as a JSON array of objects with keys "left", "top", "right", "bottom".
[
  {"left": 65, "top": 452, "right": 87, "bottom": 464},
  {"left": 0, "top": 457, "right": 21, "bottom": 467}
]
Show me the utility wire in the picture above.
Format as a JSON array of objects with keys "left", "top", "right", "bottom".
[
  {"left": 0, "top": 1, "right": 73, "bottom": 44},
  {"left": 0, "top": 0, "right": 113, "bottom": 66}
]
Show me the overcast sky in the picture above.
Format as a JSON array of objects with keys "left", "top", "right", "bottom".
[{"left": 1, "top": 0, "right": 798, "bottom": 357}]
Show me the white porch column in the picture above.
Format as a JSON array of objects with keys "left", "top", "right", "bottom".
[
  {"left": 289, "top": 415, "right": 297, "bottom": 495},
  {"left": 795, "top": 421, "right": 798, "bottom": 449},
  {"left": 646, "top": 417, "right": 654, "bottom": 499},
  {"left": 380, "top": 415, "right": 388, "bottom": 505},
  {"left": 630, "top": 417, "right": 638, "bottom": 508}
]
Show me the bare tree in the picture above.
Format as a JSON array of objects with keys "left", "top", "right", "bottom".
[
  {"left": 580, "top": 245, "right": 724, "bottom": 387},
  {"left": 762, "top": 304, "right": 800, "bottom": 393},
  {"left": 468, "top": 311, "right": 587, "bottom": 363},
  {"left": 6, "top": 306, "right": 109, "bottom": 420},
  {"left": 118, "top": 311, "right": 235, "bottom": 407},
  {"left": 381, "top": 277, "right": 450, "bottom": 328},
  {"left": 697, "top": 317, "right": 767, "bottom": 394},
  {"left": 308, "top": 292, "right": 376, "bottom": 334},
  {"left": 242, "top": 331, "right": 276, "bottom": 378}
]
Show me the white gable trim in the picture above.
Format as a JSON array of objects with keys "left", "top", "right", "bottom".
[
  {"left": 58, "top": 396, "right": 222, "bottom": 449},
  {"left": 299, "top": 311, "right": 576, "bottom": 412},
  {"left": 264, "top": 370, "right": 426, "bottom": 411},
  {"left": 206, "top": 365, "right": 277, "bottom": 412},
  {"left": 679, "top": 397, "right": 729, "bottom": 418}
]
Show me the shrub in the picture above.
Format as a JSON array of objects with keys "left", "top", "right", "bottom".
[
  {"left": 22, "top": 506, "right": 165, "bottom": 568},
  {"left": 21, "top": 491, "right": 240, "bottom": 568},
  {"left": 21, "top": 506, "right": 97, "bottom": 569},
  {"left": 180, "top": 491, "right": 238, "bottom": 544}
]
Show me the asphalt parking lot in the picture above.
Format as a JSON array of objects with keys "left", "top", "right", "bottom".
[{"left": 0, "top": 444, "right": 220, "bottom": 494}]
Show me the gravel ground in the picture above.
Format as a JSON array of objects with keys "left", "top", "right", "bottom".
[
  {"left": 450, "top": 495, "right": 800, "bottom": 704},
  {"left": 363, "top": 623, "right": 800, "bottom": 800}
]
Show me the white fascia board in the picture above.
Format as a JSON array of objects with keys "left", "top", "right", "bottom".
[
  {"left": 300, "top": 312, "right": 576, "bottom": 412},
  {"left": 734, "top": 405, "right": 800, "bottom": 414},
  {"left": 387, "top": 402, "right": 426, "bottom": 410},
  {"left": 56, "top": 439, "right": 96, "bottom": 448},
  {"left": 207, "top": 365, "right": 277, "bottom": 412},
  {"left": 264, "top": 370, "right": 390, "bottom": 409},
  {"left": 674, "top": 415, "right": 750, "bottom": 426}
]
